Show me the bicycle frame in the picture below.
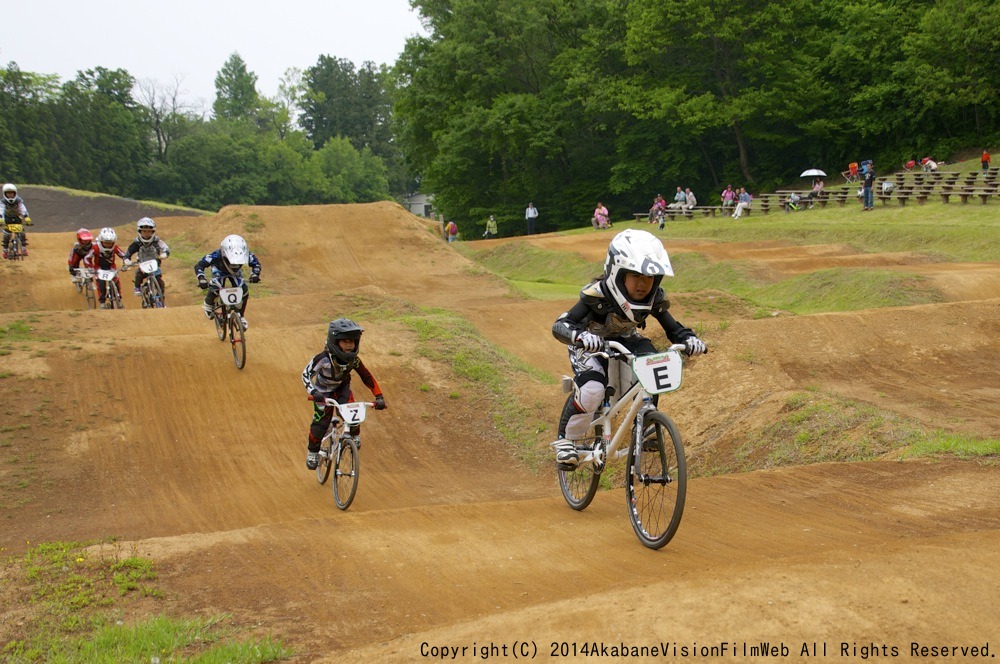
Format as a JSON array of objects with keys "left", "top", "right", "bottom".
[{"left": 563, "top": 341, "right": 685, "bottom": 471}]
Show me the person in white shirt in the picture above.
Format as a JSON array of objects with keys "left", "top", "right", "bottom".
[{"left": 525, "top": 202, "right": 539, "bottom": 235}]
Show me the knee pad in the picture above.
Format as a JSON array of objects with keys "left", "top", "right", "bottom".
[{"left": 574, "top": 380, "right": 605, "bottom": 414}]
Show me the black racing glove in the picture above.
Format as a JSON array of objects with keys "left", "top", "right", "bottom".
[
  {"left": 374, "top": 394, "right": 386, "bottom": 410},
  {"left": 197, "top": 275, "right": 208, "bottom": 290},
  {"left": 249, "top": 273, "right": 260, "bottom": 284}
]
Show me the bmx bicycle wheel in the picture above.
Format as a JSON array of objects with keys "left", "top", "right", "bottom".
[
  {"left": 316, "top": 443, "right": 333, "bottom": 485},
  {"left": 7, "top": 236, "right": 22, "bottom": 261},
  {"left": 557, "top": 442, "right": 600, "bottom": 511},
  {"left": 228, "top": 312, "right": 247, "bottom": 370},
  {"left": 332, "top": 437, "right": 359, "bottom": 510},
  {"left": 83, "top": 281, "right": 97, "bottom": 310},
  {"left": 625, "top": 411, "right": 686, "bottom": 550},
  {"left": 213, "top": 302, "right": 227, "bottom": 340}
]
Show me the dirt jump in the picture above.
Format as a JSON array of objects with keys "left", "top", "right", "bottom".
[{"left": 0, "top": 196, "right": 997, "bottom": 662}]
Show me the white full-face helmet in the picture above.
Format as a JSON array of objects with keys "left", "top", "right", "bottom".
[
  {"left": 603, "top": 229, "right": 673, "bottom": 322},
  {"left": 2, "top": 183, "right": 16, "bottom": 201},
  {"left": 97, "top": 227, "right": 117, "bottom": 255},
  {"left": 136, "top": 217, "right": 156, "bottom": 244},
  {"left": 219, "top": 234, "right": 249, "bottom": 272}
]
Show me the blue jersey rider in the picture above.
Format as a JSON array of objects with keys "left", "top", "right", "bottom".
[{"left": 193, "top": 234, "right": 261, "bottom": 329}]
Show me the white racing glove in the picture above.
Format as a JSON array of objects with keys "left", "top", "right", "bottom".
[
  {"left": 576, "top": 330, "right": 603, "bottom": 352},
  {"left": 684, "top": 336, "right": 707, "bottom": 356}
]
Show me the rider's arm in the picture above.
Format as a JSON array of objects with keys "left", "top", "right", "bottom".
[
  {"left": 248, "top": 252, "right": 262, "bottom": 278},
  {"left": 552, "top": 295, "right": 598, "bottom": 346},
  {"left": 156, "top": 238, "right": 170, "bottom": 257},
  {"left": 125, "top": 240, "right": 141, "bottom": 260},
  {"left": 649, "top": 293, "right": 696, "bottom": 344},
  {"left": 193, "top": 252, "right": 214, "bottom": 278},
  {"left": 354, "top": 359, "right": 383, "bottom": 397}
]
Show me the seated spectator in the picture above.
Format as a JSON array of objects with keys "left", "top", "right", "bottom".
[
  {"left": 721, "top": 184, "right": 736, "bottom": 209},
  {"left": 732, "top": 187, "right": 752, "bottom": 219},
  {"left": 684, "top": 188, "right": 697, "bottom": 210},
  {"left": 668, "top": 186, "right": 687, "bottom": 209},
  {"left": 648, "top": 194, "right": 666, "bottom": 223},
  {"left": 592, "top": 202, "right": 610, "bottom": 229},
  {"left": 921, "top": 157, "right": 939, "bottom": 172},
  {"left": 806, "top": 177, "right": 824, "bottom": 208}
]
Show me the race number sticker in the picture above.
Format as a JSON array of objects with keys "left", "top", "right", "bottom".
[
  {"left": 632, "top": 350, "right": 683, "bottom": 394},
  {"left": 218, "top": 286, "right": 244, "bottom": 306},
  {"left": 338, "top": 402, "right": 367, "bottom": 424}
]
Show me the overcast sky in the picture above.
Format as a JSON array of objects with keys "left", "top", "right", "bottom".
[{"left": 2, "top": 0, "right": 427, "bottom": 110}]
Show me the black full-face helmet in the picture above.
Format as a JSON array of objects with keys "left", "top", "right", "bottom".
[{"left": 326, "top": 318, "right": 364, "bottom": 366}]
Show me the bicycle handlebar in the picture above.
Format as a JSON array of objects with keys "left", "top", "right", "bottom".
[
  {"left": 583, "top": 340, "right": 689, "bottom": 360},
  {"left": 307, "top": 396, "right": 375, "bottom": 408}
]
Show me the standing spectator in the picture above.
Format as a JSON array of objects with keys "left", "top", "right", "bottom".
[
  {"left": 684, "top": 188, "right": 697, "bottom": 210},
  {"left": 525, "top": 202, "right": 539, "bottom": 235},
  {"left": 592, "top": 202, "right": 610, "bottom": 229},
  {"left": 483, "top": 215, "right": 498, "bottom": 238},
  {"left": 720, "top": 185, "right": 736, "bottom": 211},
  {"left": 668, "top": 186, "right": 686, "bottom": 209},
  {"left": 861, "top": 161, "right": 876, "bottom": 211},
  {"left": 982, "top": 149, "right": 991, "bottom": 174},
  {"left": 806, "top": 177, "right": 825, "bottom": 208},
  {"left": 732, "top": 187, "right": 752, "bottom": 219},
  {"left": 445, "top": 220, "right": 459, "bottom": 242}
]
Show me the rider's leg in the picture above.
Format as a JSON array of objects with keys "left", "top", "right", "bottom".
[{"left": 202, "top": 288, "right": 216, "bottom": 318}]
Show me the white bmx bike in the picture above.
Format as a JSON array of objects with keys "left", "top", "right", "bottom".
[
  {"left": 554, "top": 340, "right": 690, "bottom": 549},
  {"left": 310, "top": 397, "right": 376, "bottom": 510}
]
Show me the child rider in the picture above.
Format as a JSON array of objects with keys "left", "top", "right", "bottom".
[
  {"left": 301, "top": 318, "right": 387, "bottom": 470},
  {"left": 550, "top": 228, "right": 707, "bottom": 467}
]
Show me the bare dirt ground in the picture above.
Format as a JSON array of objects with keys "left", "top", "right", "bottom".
[{"left": 1, "top": 198, "right": 998, "bottom": 662}]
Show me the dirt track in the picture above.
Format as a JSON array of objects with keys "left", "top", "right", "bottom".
[{"left": 1, "top": 202, "right": 998, "bottom": 662}]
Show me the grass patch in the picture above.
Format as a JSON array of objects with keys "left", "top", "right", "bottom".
[
  {"left": 337, "top": 294, "right": 555, "bottom": 466},
  {"left": 0, "top": 320, "right": 37, "bottom": 343},
  {"left": 1, "top": 540, "right": 290, "bottom": 662},
  {"left": 901, "top": 431, "right": 1000, "bottom": 459},
  {"left": 698, "top": 390, "right": 1000, "bottom": 476}
]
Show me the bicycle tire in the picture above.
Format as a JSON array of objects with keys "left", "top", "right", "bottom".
[
  {"left": 229, "top": 312, "right": 247, "bottom": 369},
  {"left": 332, "top": 437, "right": 359, "bottom": 510},
  {"left": 146, "top": 277, "right": 165, "bottom": 308},
  {"left": 316, "top": 442, "right": 333, "bottom": 485},
  {"left": 557, "top": 442, "right": 601, "bottom": 511},
  {"left": 108, "top": 283, "right": 124, "bottom": 310},
  {"left": 84, "top": 281, "right": 97, "bottom": 310},
  {"left": 7, "top": 235, "right": 22, "bottom": 261},
  {"left": 625, "top": 411, "right": 686, "bottom": 550},
  {"left": 213, "top": 302, "right": 227, "bottom": 341}
]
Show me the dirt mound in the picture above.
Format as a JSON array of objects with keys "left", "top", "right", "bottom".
[{"left": 1, "top": 200, "right": 998, "bottom": 660}]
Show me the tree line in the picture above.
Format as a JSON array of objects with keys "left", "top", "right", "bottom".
[
  {"left": 2, "top": 0, "right": 998, "bottom": 232},
  {"left": 0, "top": 54, "right": 400, "bottom": 211}
]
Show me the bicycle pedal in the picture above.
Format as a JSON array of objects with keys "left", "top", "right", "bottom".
[{"left": 556, "top": 462, "right": 579, "bottom": 472}]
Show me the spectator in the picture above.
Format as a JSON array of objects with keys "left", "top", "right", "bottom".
[
  {"left": 684, "top": 188, "right": 697, "bottom": 210},
  {"left": 592, "top": 202, "right": 610, "bottom": 229},
  {"left": 668, "top": 186, "right": 686, "bottom": 209},
  {"left": 921, "top": 157, "right": 938, "bottom": 172},
  {"left": 525, "top": 202, "right": 539, "bottom": 235},
  {"left": 732, "top": 187, "right": 752, "bottom": 219},
  {"left": 861, "top": 161, "right": 876, "bottom": 211},
  {"left": 648, "top": 194, "right": 666, "bottom": 224},
  {"left": 785, "top": 192, "right": 801, "bottom": 212},
  {"left": 806, "top": 177, "right": 824, "bottom": 208},
  {"left": 445, "top": 220, "right": 459, "bottom": 242},
  {"left": 721, "top": 185, "right": 736, "bottom": 210},
  {"left": 982, "top": 149, "right": 991, "bottom": 174},
  {"left": 483, "top": 215, "right": 498, "bottom": 238}
]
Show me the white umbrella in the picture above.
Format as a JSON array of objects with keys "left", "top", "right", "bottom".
[{"left": 800, "top": 168, "right": 827, "bottom": 177}]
